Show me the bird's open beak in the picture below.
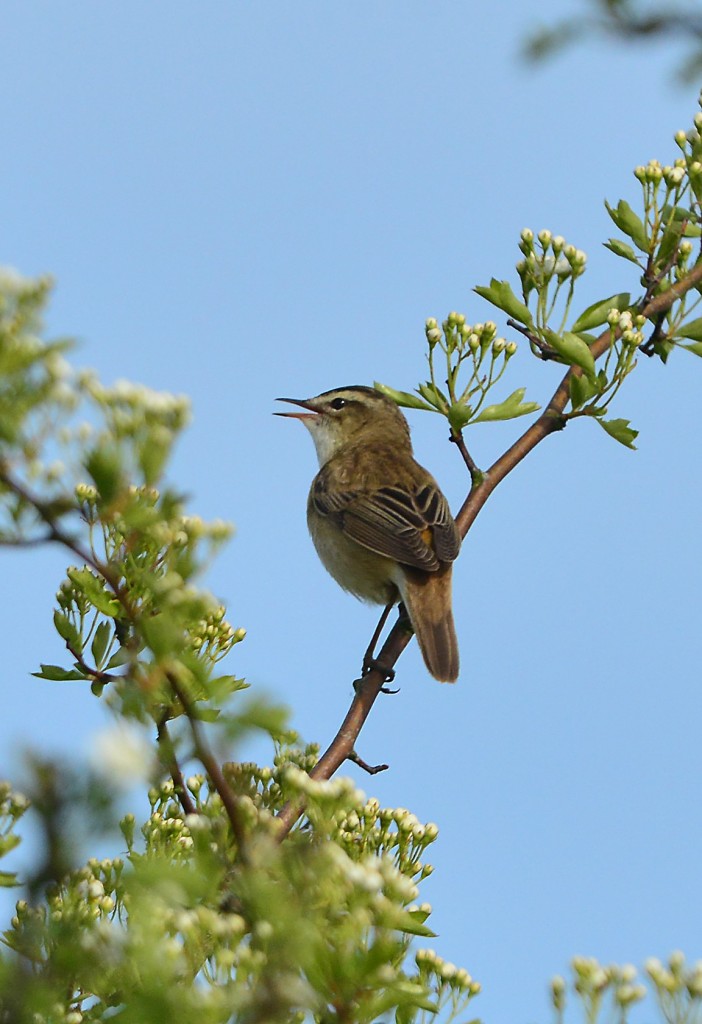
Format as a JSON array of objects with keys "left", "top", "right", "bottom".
[{"left": 274, "top": 397, "right": 319, "bottom": 420}]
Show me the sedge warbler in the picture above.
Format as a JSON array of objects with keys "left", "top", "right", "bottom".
[{"left": 276, "top": 386, "right": 460, "bottom": 682}]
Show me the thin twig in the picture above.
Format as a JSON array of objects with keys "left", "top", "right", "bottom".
[
  {"left": 166, "top": 671, "right": 248, "bottom": 857},
  {"left": 457, "top": 259, "right": 702, "bottom": 535},
  {"left": 347, "top": 750, "right": 390, "bottom": 775},
  {"left": 448, "top": 431, "right": 482, "bottom": 485},
  {"left": 156, "top": 717, "right": 197, "bottom": 817}
]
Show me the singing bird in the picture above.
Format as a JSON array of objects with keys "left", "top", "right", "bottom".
[{"left": 276, "top": 386, "right": 461, "bottom": 682}]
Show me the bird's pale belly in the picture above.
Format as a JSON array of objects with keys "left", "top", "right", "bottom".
[{"left": 308, "top": 510, "right": 399, "bottom": 605}]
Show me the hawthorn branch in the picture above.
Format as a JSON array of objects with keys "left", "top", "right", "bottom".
[
  {"left": 458, "top": 258, "right": 702, "bottom": 534},
  {"left": 156, "top": 717, "right": 197, "bottom": 817},
  {"left": 166, "top": 671, "right": 249, "bottom": 858},
  {"left": 275, "top": 258, "right": 702, "bottom": 839}
]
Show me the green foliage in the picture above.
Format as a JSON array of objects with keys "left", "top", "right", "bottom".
[
  {"left": 0, "top": 767, "right": 480, "bottom": 1024},
  {"left": 377, "top": 96, "right": 702, "bottom": 458},
  {"left": 4, "top": 90, "right": 702, "bottom": 1024}
]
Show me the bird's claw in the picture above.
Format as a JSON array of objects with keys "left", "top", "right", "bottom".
[{"left": 362, "top": 655, "right": 396, "bottom": 684}]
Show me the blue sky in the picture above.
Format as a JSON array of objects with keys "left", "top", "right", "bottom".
[{"left": 2, "top": 3, "right": 702, "bottom": 1021}]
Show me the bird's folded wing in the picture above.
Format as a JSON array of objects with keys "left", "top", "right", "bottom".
[{"left": 312, "top": 481, "right": 460, "bottom": 571}]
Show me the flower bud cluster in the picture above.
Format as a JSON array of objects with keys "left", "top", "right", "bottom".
[
  {"left": 605, "top": 309, "right": 644, "bottom": 347},
  {"left": 567, "top": 956, "right": 646, "bottom": 1010},
  {"left": 189, "top": 604, "right": 245, "bottom": 661},
  {"left": 634, "top": 158, "right": 687, "bottom": 189},
  {"left": 518, "top": 229, "right": 587, "bottom": 296},
  {"left": 646, "top": 952, "right": 702, "bottom": 999},
  {"left": 425, "top": 315, "right": 513, "bottom": 362},
  {"left": 415, "top": 949, "right": 481, "bottom": 996},
  {"left": 332, "top": 800, "right": 439, "bottom": 883},
  {"left": 0, "top": 783, "right": 30, "bottom": 821}
]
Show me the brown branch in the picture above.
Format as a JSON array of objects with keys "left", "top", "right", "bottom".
[
  {"left": 449, "top": 431, "right": 482, "bottom": 485},
  {"left": 166, "top": 671, "right": 249, "bottom": 857},
  {"left": 457, "top": 259, "right": 702, "bottom": 536},
  {"left": 156, "top": 717, "right": 197, "bottom": 817},
  {"left": 275, "top": 258, "right": 702, "bottom": 840},
  {"left": 275, "top": 624, "right": 412, "bottom": 838},
  {"left": 0, "top": 465, "right": 123, "bottom": 595}
]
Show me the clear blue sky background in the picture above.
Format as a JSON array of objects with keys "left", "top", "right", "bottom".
[{"left": 2, "top": 4, "right": 701, "bottom": 1022}]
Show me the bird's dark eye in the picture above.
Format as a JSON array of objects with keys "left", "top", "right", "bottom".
[{"left": 329, "top": 397, "right": 347, "bottom": 410}]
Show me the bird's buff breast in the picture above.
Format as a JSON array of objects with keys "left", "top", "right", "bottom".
[{"left": 307, "top": 504, "right": 399, "bottom": 606}]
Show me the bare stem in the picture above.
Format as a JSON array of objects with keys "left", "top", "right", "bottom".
[{"left": 156, "top": 717, "right": 197, "bottom": 817}]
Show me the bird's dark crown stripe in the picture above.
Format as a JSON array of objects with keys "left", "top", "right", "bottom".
[{"left": 317, "top": 385, "right": 382, "bottom": 400}]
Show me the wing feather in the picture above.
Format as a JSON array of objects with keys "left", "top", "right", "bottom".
[{"left": 312, "top": 476, "right": 460, "bottom": 571}]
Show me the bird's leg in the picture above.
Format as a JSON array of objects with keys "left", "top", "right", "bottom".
[{"left": 360, "top": 601, "right": 398, "bottom": 689}]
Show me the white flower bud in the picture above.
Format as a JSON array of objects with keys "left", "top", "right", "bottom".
[{"left": 520, "top": 228, "right": 534, "bottom": 243}]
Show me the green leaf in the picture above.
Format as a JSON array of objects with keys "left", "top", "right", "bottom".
[
  {"left": 106, "top": 646, "right": 133, "bottom": 670},
  {"left": 474, "top": 278, "right": 533, "bottom": 325},
  {"left": 32, "top": 664, "right": 85, "bottom": 681},
  {"left": 91, "top": 621, "right": 113, "bottom": 668},
  {"left": 447, "top": 402, "right": 474, "bottom": 431},
  {"left": 604, "top": 237, "right": 642, "bottom": 265},
  {"left": 417, "top": 381, "right": 448, "bottom": 411},
  {"left": 604, "top": 199, "right": 649, "bottom": 252},
  {"left": 373, "top": 381, "right": 435, "bottom": 412},
  {"left": 85, "top": 444, "right": 123, "bottom": 503},
  {"left": 657, "top": 217, "right": 684, "bottom": 269},
  {"left": 681, "top": 341, "right": 702, "bottom": 356},
  {"left": 141, "top": 613, "right": 184, "bottom": 659},
  {"left": 0, "top": 871, "right": 19, "bottom": 888},
  {"left": 570, "top": 292, "right": 630, "bottom": 333},
  {"left": 544, "top": 330, "right": 596, "bottom": 378},
  {"left": 67, "top": 567, "right": 121, "bottom": 617},
  {"left": 472, "top": 387, "right": 540, "bottom": 423},
  {"left": 138, "top": 433, "right": 171, "bottom": 487},
  {"left": 53, "top": 610, "right": 81, "bottom": 651},
  {"left": 569, "top": 373, "right": 601, "bottom": 410},
  {"left": 675, "top": 317, "right": 702, "bottom": 342},
  {"left": 597, "top": 417, "right": 638, "bottom": 449},
  {"left": 0, "top": 834, "right": 21, "bottom": 856}
]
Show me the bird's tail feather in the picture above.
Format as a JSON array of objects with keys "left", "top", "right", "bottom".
[{"left": 398, "top": 565, "right": 459, "bottom": 683}]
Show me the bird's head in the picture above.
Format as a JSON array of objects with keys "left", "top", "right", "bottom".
[{"left": 276, "top": 386, "right": 411, "bottom": 466}]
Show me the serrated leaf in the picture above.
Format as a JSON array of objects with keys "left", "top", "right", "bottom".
[
  {"left": 597, "top": 417, "right": 638, "bottom": 449},
  {"left": 604, "top": 199, "right": 649, "bottom": 252},
  {"left": 474, "top": 278, "right": 533, "bottom": 325},
  {"left": 675, "top": 317, "right": 702, "bottom": 342},
  {"left": 67, "top": 567, "right": 121, "bottom": 617},
  {"left": 32, "top": 664, "right": 86, "bottom": 681},
  {"left": 473, "top": 387, "right": 540, "bottom": 423},
  {"left": 447, "top": 402, "right": 474, "bottom": 431},
  {"left": 91, "top": 621, "right": 113, "bottom": 668},
  {"left": 373, "top": 381, "right": 435, "bottom": 412},
  {"left": 53, "top": 610, "right": 81, "bottom": 651},
  {"left": 604, "top": 237, "right": 641, "bottom": 265},
  {"left": 571, "top": 292, "right": 631, "bottom": 333},
  {"left": 544, "top": 330, "right": 596, "bottom": 378}
]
